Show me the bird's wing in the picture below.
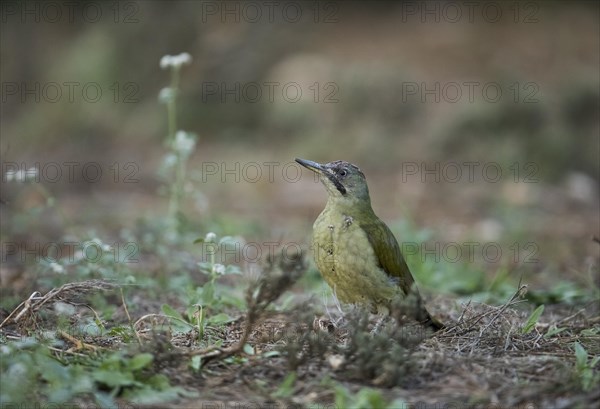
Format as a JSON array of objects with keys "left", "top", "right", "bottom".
[{"left": 359, "top": 217, "right": 415, "bottom": 295}]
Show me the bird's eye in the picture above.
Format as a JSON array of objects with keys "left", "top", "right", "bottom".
[{"left": 339, "top": 169, "right": 347, "bottom": 177}]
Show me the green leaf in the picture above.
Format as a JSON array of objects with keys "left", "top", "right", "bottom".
[
  {"left": 93, "top": 369, "right": 136, "bottom": 388},
  {"left": 161, "top": 304, "right": 194, "bottom": 331},
  {"left": 207, "top": 313, "right": 235, "bottom": 325},
  {"left": 224, "top": 355, "right": 247, "bottom": 365},
  {"left": 200, "top": 283, "right": 215, "bottom": 305},
  {"left": 521, "top": 304, "right": 544, "bottom": 334},
  {"left": 544, "top": 326, "right": 566, "bottom": 338},
  {"left": 574, "top": 342, "right": 588, "bottom": 367},
  {"left": 581, "top": 327, "right": 600, "bottom": 336},
  {"left": 93, "top": 391, "right": 117, "bottom": 409},
  {"left": 190, "top": 356, "right": 202, "bottom": 372},
  {"left": 243, "top": 343, "right": 255, "bottom": 355},
  {"left": 124, "top": 384, "right": 183, "bottom": 404},
  {"left": 146, "top": 373, "right": 171, "bottom": 390},
  {"left": 128, "top": 353, "right": 154, "bottom": 371},
  {"left": 225, "top": 264, "right": 242, "bottom": 275},
  {"left": 197, "top": 261, "right": 213, "bottom": 274},
  {"left": 218, "top": 235, "right": 237, "bottom": 246},
  {"left": 261, "top": 350, "right": 281, "bottom": 359},
  {"left": 354, "top": 388, "right": 388, "bottom": 409},
  {"left": 334, "top": 384, "right": 351, "bottom": 409},
  {"left": 273, "top": 372, "right": 296, "bottom": 398},
  {"left": 108, "top": 325, "right": 134, "bottom": 341},
  {"left": 162, "top": 304, "right": 184, "bottom": 321}
]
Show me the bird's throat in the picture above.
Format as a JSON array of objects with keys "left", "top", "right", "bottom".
[
  {"left": 324, "top": 194, "right": 374, "bottom": 219},
  {"left": 322, "top": 173, "right": 346, "bottom": 195}
]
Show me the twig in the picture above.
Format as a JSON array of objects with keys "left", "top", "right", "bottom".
[
  {"left": 57, "top": 329, "right": 100, "bottom": 352},
  {"left": 440, "top": 284, "right": 528, "bottom": 350},
  {"left": 556, "top": 307, "right": 589, "bottom": 326},
  {"left": 479, "top": 284, "right": 528, "bottom": 336},
  {"left": 0, "top": 280, "right": 116, "bottom": 330},
  {"left": 134, "top": 313, "right": 193, "bottom": 330},
  {"left": 47, "top": 345, "right": 88, "bottom": 357},
  {"left": 0, "top": 291, "right": 42, "bottom": 328},
  {"left": 188, "top": 255, "right": 304, "bottom": 366}
]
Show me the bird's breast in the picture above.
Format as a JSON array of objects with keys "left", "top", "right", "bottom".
[{"left": 312, "top": 208, "right": 399, "bottom": 309}]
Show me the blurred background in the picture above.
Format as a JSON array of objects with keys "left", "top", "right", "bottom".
[{"left": 1, "top": 1, "right": 598, "bottom": 303}]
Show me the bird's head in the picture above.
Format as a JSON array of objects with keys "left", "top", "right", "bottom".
[{"left": 295, "top": 158, "right": 372, "bottom": 208}]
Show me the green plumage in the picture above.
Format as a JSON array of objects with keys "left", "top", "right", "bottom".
[{"left": 296, "top": 158, "right": 441, "bottom": 329}]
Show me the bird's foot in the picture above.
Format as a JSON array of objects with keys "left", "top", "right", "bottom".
[{"left": 313, "top": 316, "right": 336, "bottom": 333}]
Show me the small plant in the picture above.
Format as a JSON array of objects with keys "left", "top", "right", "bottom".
[
  {"left": 521, "top": 304, "right": 544, "bottom": 334},
  {"left": 155, "top": 232, "right": 243, "bottom": 346},
  {"left": 158, "top": 52, "right": 196, "bottom": 234},
  {"left": 573, "top": 342, "right": 600, "bottom": 392},
  {"left": 191, "top": 232, "right": 243, "bottom": 311},
  {"left": 0, "top": 338, "right": 186, "bottom": 406},
  {"left": 273, "top": 372, "right": 297, "bottom": 399},
  {"left": 329, "top": 380, "right": 402, "bottom": 409},
  {"left": 190, "top": 246, "right": 306, "bottom": 369}
]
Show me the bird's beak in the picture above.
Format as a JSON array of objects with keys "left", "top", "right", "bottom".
[
  {"left": 295, "top": 158, "right": 347, "bottom": 195},
  {"left": 295, "top": 158, "right": 326, "bottom": 175}
]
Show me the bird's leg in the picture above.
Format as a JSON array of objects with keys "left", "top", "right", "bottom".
[
  {"left": 323, "top": 302, "right": 335, "bottom": 323},
  {"left": 323, "top": 285, "right": 345, "bottom": 327},
  {"left": 331, "top": 287, "right": 345, "bottom": 325}
]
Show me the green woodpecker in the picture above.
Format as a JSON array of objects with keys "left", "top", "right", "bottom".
[{"left": 295, "top": 158, "right": 442, "bottom": 330}]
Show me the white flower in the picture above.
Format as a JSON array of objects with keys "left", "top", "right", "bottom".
[
  {"left": 49, "top": 262, "right": 65, "bottom": 274},
  {"left": 205, "top": 232, "right": 217, "bottom": 243},
  {"left": 158, "top": 87, "right": 176, "bottom": 104},
  {"left": 160, "top": 55, "right": 170, "bottom": 69},
  {"left": 85, "top": 238, "right": 112, "bottom": 252},
  {"left": 172, "top": 131, "right": 196, "bottom": 156},
  {"left": 162, "top": 153, "right": 178, "bottom": 168},
  {"left": 160, "top": 53, "right": 192, "bottom": 69},
  {"left": 213, "top": 263, "right": 226, "bottom": 275}
]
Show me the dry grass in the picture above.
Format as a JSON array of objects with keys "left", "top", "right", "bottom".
[
  {"left": 1, "top": 272, "right": 598, "bottom": 408},
  {"left": 0, "top": 279, "right": 117, "bottom": 333}
]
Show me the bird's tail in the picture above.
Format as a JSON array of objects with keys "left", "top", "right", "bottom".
[
  {"left": 411, "top": 287, "right": 444, "bottom": 331},
  {"left": 420, "top": 308, "right": 445, "bottom": 331},
  {"left": 390, "top": 290, "right": 444, "bottom": 331}
]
